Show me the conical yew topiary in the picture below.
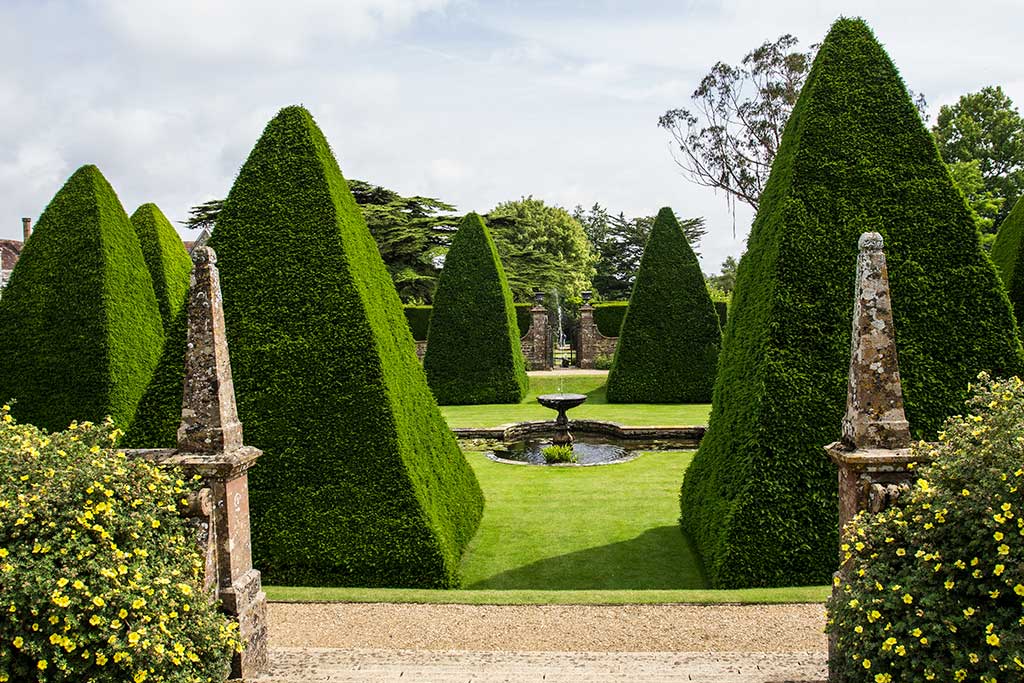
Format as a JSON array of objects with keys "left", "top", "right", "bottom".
[
  {"left": 990, "top": 195, "right": 1024, "bottom": 322},
  {"left": 130, "top": 203, "right": 192, "bottom": 332},
  {"left": 132, "top": 106, "right": 483, "bottom": 587},
  {"left": 680, "top": 18, "right": 1023, "bottom": 588},
  {"left": 424, "top": 213, "right": 528, "bottom": 404},
  {"left": 0, "top": 165, "right": 165, "bottom": 431},
  {"left": 605, "top": 207, "right": 720, "bottom": 403}
]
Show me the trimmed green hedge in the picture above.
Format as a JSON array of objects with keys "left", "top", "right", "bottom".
[
  {"left": 593, "top": 300, "right": 727, "bottom": 338},
  {"left": 130, "top": 203, "right": 192, "bottom": 332},
  {"left": 122, "top": 303, "right": 188, "bottom": 449},
  {"left": 680, "top": 18, "right": 1023, "bottom": 589},
  {"left": 404, "top": 303, "right": 532, "bottom": 342},
  {"left": 424, "top": 213, "right": 529, "bottom": 404},
  {"left": 594, "top": 302, "right": 628, "bottom": 337},
  {"left": 404, "top": 305, "right": 432, "bottom": 341},
  {"left": 606, "top": 207, "right": 721, "bottom": 403},
  {"left": 991, "top": 195, "right": 1024, "bottom": 322},
  {"left": 0, "top": 165, "right": 164, "bottom": 431},
  {"left": 515, "top": 303, "right": 532, "bottom": 337},
  {"left": 128, "top": 107, "right": 484, "bottom": 588}
]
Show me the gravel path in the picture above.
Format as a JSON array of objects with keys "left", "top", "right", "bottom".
[
  {"left": 268, "top": 603, "right": 828, "bottom": 652},
  {"left": 260, "top": 603, "right": 828, "bottom": 682}
]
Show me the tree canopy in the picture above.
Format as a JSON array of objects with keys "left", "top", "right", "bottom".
[
  {"left": 933, "top": 85, "right": 1024, "bottom": 227},
  {"left": 574, "top": 203, "right": 706, "bottom": 300},
  {"left": 485, "top": 197, "right": 596, "bottom": 301}
]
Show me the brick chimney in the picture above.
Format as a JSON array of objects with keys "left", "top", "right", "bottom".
[{"left": 21, "top": 217, "right": 31, "bottom": 243}]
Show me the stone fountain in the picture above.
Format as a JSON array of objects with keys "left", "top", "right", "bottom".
[{"left": 536, "top": 393, "right": 588, "bottom": 445}]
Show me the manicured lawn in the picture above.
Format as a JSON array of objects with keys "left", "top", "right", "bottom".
[
  {"left": 266, "top": 449, "right": 830, "bottom": 603},
  {"left": 440, "top": 374, "right": 712, "bottom": 428},
  {"left": 459, "top": 449, "right": 705, "bottom": 590}
]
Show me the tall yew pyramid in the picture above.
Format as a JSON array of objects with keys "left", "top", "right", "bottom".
[
  {"left": 680, "top": 18, "right": 1022, "bottom": 588},
  {"left": 425, "top": 212, "right": 529, "bottom": 405},
  {"left": 606, "top": 207, "right": 720, "bottom": 403},
  {"left": 205, "top": 106, "right": 482, "bottom": 587},
  {"left": 130, "top": 203, "right": 192, "bottom": 332},
  {"left": 990, "top": 196, "right": 1024, "bottom": 322},
  {"left": 0, "top": 165, "right": 164, "bottom": 431}
]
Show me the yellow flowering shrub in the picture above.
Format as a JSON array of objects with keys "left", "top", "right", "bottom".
[
  {"left": 0, "top": 407, "right": 238, "bottom": 682},
  {"left": 827, "top": 373, "right": 1024, "bottom": 681}
]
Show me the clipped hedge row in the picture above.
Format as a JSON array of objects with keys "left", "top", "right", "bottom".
[
  {"left": 593, "top": 302, "right": 628, "bottom": 337},
  {"left": 606, "top": 207, "right": 721, "bottom": 403},
  {"left": 424, "top": 213, "right": 529, "bottom": 405},
  {"left": 0, "top": 165, "right": 164, "bottom": 432},
  {"left": 680, "top": 18, "right": 1023, "bottom": 589},
  {"left": 130, "top": 106, "right": 484, "bottom": 588},
  {"left": 403, "top": 303, "right": 532, "bottom": 342},
  {"left": 130, "top": 203, "right": 192, "bottom": 332},
  {"left": 594, "top": 300, "right": 728, "bottom": 338},
  {"left": 990, "top": 195, "right": 1024, "bottom": 322}
]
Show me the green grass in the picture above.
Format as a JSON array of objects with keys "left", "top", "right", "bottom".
[
  {"left": 440, "top": 375, "right": 712, "bottom": 428},
  {"left": 266, "top": 449, "right": 829, "bottom": 604},
  {"left": 264, "top": 585, "right": 831, "bottom": 605}
]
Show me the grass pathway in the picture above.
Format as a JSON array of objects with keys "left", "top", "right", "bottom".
[{"left": 458, "top": 450, "right": 706, "bottom": 590}]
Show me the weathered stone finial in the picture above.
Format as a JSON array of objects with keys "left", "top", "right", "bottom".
[
  {"left": 841, "top": 232, "right": 911, "bottom": 450},
  {"left": 177, "top": 247, "right": 244, "bottom": 453}
]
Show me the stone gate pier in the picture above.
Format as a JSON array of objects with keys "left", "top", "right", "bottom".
[
  {"left": 127, "top": 247, "right": 268, "bottom": 680},
  {"left": 824, "top": 233, "right": 932, "bottom": 682}
]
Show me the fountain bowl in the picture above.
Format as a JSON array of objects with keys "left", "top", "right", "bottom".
[{"left": 536, "top": 393, "right": 588, "bottom": 412}]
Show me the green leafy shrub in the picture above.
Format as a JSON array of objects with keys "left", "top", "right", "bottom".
[
  {"left": 593, "top": 302, "right": 628, "bottom": 337},
  {"left": 991, "top": 196, "right": 1024, "bottom": 322},
  {"left": 0, "top": 165, "right": 165, "bottom": 432},
  {"left": 541, "top": 444, "right": 576, "bottom": 464},
  {"left": 425, "top": 213, "right": 529, "bottom": 405},
  {"left": 828, "top": 373, "right": 1024, "bottom": 682},
  {"left": 133, "top": 106, "right": 483, "bottom": 587},
  {"left": 680, "top": 18, "right": 1023, "bottom": 589},
  {"left": 130, "top": 204, "right": 192, "bottom": 333},
  {"left": 606, "top": 207, "right": 721, "bottom": 403},
  {"left": 593, "top": 354, "right": 613, "bottom": 371},
  {"left": 403, "top": 305, "right": 432, "bottom": 341},
  {"left": 0, "top": 407, "right": 237, "bottom": 682}
]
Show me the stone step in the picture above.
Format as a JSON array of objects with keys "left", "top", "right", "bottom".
[{"left": 256, "top": 648, "right": 827, "bottom": 683}]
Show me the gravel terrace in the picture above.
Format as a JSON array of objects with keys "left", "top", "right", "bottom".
[{"left": 260, "top": 602, "right": 829, "bottom": 682}]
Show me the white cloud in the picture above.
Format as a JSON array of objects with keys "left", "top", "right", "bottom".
[{"left": 93, "top": 0, "right": 454, "bottom": 63}]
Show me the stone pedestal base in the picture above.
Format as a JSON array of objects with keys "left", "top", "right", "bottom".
[{"left": 224, "top": 568, "right": 269, "bottom": 680}]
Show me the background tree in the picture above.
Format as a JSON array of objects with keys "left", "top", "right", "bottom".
[
  {"left": 347, "top": 180, "right": 458, "bottom": 303},
  {"left": 183, "top": 181, "right": 459, "bottom": 303},
  {"left": 658, "top": 34, "right": 816, "bottom": 215},
  {"left": 933, "top": 85, "right": 1024, "bottom": 227},
  {"left": 574, "top": 203, "right": 706, "bottom": 300},
  {"left": 947, "top": 160, "right": 1005, "bottom": 247},
  {"left": 705, "top": 255, "right": 738, "bottom": 294},
  {"left": 485, "top": 197, "right": 595, "bottom": 300},
  {"left": 660, "top": 34, "right": 925, "bottom": 220}
]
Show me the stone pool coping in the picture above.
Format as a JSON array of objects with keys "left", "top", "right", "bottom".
[{"left": 453, "top": 420, "right": 705, "bottom": 447}]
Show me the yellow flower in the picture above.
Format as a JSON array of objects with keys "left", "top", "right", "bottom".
[
  {"left": 12, "top": 636, "right": 23, "bottom": 648},
  {"left": 37, "top": 660, "right": 47, "bottom": 670},
  {"left": 995, "top": 564, "right": 1006, "bottom": 576},
  {"left": 902, "top": 594, "right": 913, "bottom": 604},
  {"left": 987, "top": 633, "right": 1001, "bottom": 647},
  {"left": 95, "top": 653, "right": 107, "bottom": 665},
  {"left": 128, "top": 631, "right": 141, "bottom": 645},
  {"left": 994, "top": 531, "right": 1004, "bottom": 541},
  {"left": 92, "top": 596, "right": 105, "bottom": 607},
  {"left": 862, "top": 658, "right": 872, "bottom": 669}
]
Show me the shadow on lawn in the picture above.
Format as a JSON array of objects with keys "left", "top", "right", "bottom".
[{"left": 466, "top": 525, "right": 707, "bottom": 590}]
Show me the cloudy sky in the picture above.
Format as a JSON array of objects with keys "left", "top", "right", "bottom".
[{"left": 2, "top": 0, "right": 1021, "bottom": 273}]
